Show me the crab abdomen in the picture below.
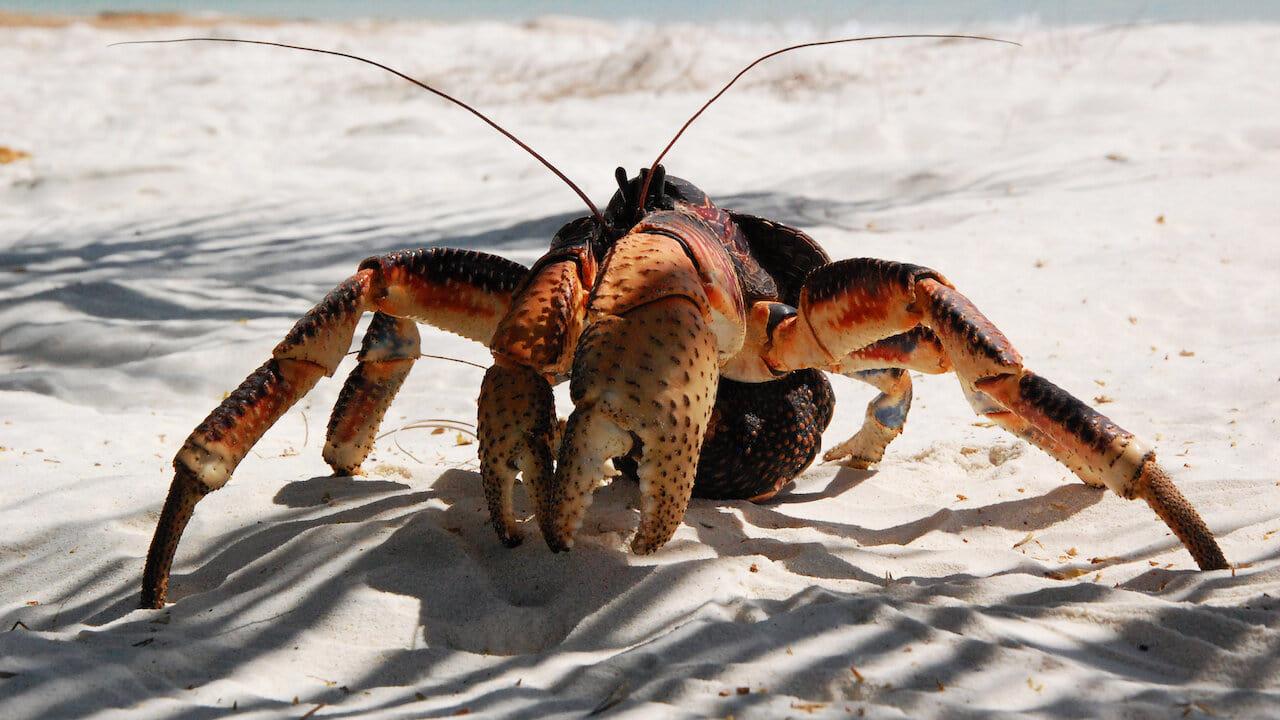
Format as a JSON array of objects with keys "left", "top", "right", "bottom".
[{"left": 693, "top": 369, "right": 835, "bottom": 500}]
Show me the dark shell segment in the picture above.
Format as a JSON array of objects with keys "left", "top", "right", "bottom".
[
  {"left": 919, "top": 279, "right": 1022, "bottom": 373},
  {"left": 692, "top": 369, "right": 836, "bottom": 500},
  {"left": 728, "top": 212, "right": 831, "bottom": 306}
]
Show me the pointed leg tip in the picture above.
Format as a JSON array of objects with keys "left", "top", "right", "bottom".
[
  {"left": 822, "top": 448, "right": 877, "bottom": 469},
  {"left": 822, "top": 429, "right": 890, "bottom": 469},
  {"left": 1136, "top": 458, "right": 1228, "bottom": 572},
  {"left": 828, "top": 454, "right": 876, "bottom": 470},
  {"left": 629, "top": 532, "right": 667, "bottom": 555},
  {"left": 539, "top": 516, "right": 576, "bottom": 553},
  {"left": 1199, "top": 555, "right": 1230, "bottom": 572},
  {"left": 141, "top": 465, "right": 210, "bottom": 612}
]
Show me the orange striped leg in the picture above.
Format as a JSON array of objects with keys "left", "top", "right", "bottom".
[
  {"left": 918, "top": 277, "right": 1225, "bottom": 570},
  {"left": 955, "top": 376, "right": 1104, "bottom": 488},
  {"left": 763, "top": 258, "right": 1226, "bottom": 570},
  {"left": 141, "top": 249, "right": 526, "bottom": 608},
  {"left": 323, "top": 312, "right": 421, "bottom": 475},
  {"left": 976, "top": 370, "right": 1225, "bottom": 568}
]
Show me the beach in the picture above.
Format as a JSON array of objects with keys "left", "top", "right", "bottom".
[{"left": 1, "top": 13, "right": 1278, "bottom": 719}]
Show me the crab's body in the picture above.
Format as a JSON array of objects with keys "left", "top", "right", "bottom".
[{"left": 140, "top": 169, "right": 1226, "bottom": 608}]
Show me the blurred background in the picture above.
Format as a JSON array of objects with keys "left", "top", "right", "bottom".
[{"left": 4, "top": 0, "right": 1280, "bottom": 24}]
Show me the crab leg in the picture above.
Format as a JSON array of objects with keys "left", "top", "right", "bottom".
[
  {"left": 823, "top": 368, "right": 913, "bottom": 469},
  {"left": 763, "top": 258, "right": 1227, "bottom": 570},
  {"left": 543, "top": 231, "right": 721, "bottom": 554},
  {"left": 477, "top": 361, "right": 558, "bottom": 546},
  {"left": 324, "top": 312, "right": 421, "bottom": 475},
  {"left": 141, "top": 249, "right": 526, "bottom": 608},
  {"left": 822, "top": 327, "right": 950, "bottom": 468}
]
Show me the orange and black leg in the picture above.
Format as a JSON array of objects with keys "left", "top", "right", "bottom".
[
  {"left": 763, "top": 258, "right": 1227, "bottom": 570},
  {"left": 323, "top": 312, "right": 421, "bottom": 475},
  {"left": 141, "top": 248, "right": 527, "bottom": 608}
]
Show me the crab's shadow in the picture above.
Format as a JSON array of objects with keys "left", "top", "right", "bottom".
[
  {"left": 8, "top": 463, "right": 1272, "bottom": 720},
  {"left": 165, "top": 461, "right": 1115, "bottom": 654},
  {"left": 129, "top": 469, "right": 663, "bottom": 656},
  {"left": 78, "top": 460, "right": 1106, "bottom": 649}
]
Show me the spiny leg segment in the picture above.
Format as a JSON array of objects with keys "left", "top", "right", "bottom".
[
  {"left": 760, "top": 258, "right": 1227, "bottom": 570},
  {"left": 141, "top": 249, "right": 527, "bottom": 608},
  {"left": 324, "top": 312, "right": 421, "bottom": 475}
]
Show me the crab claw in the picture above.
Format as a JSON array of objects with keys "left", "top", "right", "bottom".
[
  {"left": 477, "top": 361, "right": 556, "bottom": 547},
  {"left": 544, "top": 296, "right": 719, "bottom": 553}
]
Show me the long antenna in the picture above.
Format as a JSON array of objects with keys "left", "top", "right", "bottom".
[
  {"left": 111, "top": 37, "right": 604, "bottom": 224},
  {"left": 635, "top": 33, "right": 1021, "bottom": 214}
]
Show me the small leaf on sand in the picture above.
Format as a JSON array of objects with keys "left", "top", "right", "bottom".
[{"left": 0, "top": 146, "right": 31, "bottom": 164}]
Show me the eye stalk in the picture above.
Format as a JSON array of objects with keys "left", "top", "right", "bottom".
[{"left": 604, "top": 165, "right": 671, "bottom": 236}]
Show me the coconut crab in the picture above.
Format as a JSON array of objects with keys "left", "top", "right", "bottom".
[{"left": 132, "top": 36, "right": 1227, "bottom": 609}]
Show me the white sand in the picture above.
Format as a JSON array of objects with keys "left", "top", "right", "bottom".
[{"left": 1, "top": 16, "right": 1278, "bottom": 719}]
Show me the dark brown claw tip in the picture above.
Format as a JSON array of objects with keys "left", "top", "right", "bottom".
[
  {"left": 544, "top": 536, "right": 571, "bottom": 553},
  {"left": 140, "top": 465, "right": 210, "bottom": 609},
  {"left": 1137, "top": 459, "right": 1228, "bottom": 571}
]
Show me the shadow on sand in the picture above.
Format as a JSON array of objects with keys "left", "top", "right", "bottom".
[{"left": 4, "top": 461, "right": 1274, "bottom": 719}]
